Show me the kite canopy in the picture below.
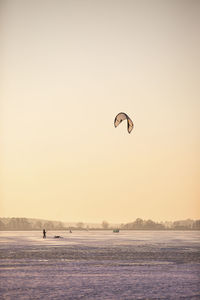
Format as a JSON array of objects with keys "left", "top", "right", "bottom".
[{"left": 114, "top": 112, "right": 134, "bottom": 134}]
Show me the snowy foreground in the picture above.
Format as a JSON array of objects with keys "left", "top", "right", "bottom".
[{"left": 0, "top": 231, "right": 200, "bottom": 300}]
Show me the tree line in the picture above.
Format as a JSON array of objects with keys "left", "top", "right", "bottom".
[
  {"left": 118, "top": 218, "right": 200, "bottom": 230},
  {"left": 0, "top": 218, "right": 65, "bottom": 231},
  {"left": 0, "top": 217, "right": 199, "bottom": 231}
]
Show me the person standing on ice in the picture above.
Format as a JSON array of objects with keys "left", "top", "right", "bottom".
[{"left": 43, "top": 229, "right": 46, "bottom": 238}]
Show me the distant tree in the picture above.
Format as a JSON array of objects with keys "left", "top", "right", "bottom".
[
  {"left": 192, "top": 220, "right": 200, "bottom": 230},
  {"left": 119, "top": 223, "right": 124, "bottom": 229},
  {"left": 122, "top": 222, "right": 134, "bottom": 230},
  {"left": 0, "top": 220, "right": 5, "bottom": 230},
  {"left": 133, "top": 218, "right": 144, "bottom": 229},
  {"left": 57, "top": 222, "right": 65, "bottom": 230},
  {"left": 143, "top": 219, "right": 165, "bottom": 230},
  {"left": 20, "top": 218, "right": 32, "bottom": 230},
  {"left": 4, "top": 218, "right": 32, "bottom": 230},
  {"left": 35, "top": 220, "right": 42, "bottom": 230},
  {"left": 135, "top": 218, "right": 144, "bottom": 226},
  {"left": 43, "top": 221, "right": 55, "bottom": 230},
  {"left": 144, "top": 219, "right": 155, "bottom": 229},
  {"left": 172, "top": 219, "right": 194, "bottom": 230},
  {"left": 102, "top": 221, "right": 109, "bottom": 229},
  {"left": 76, "top": 222, "right": 84, "bottom": 229},
  {"left": 121, "top": 218, "right": 164, "bottom": 230}
]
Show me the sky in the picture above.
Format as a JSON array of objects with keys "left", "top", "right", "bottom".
[{"left": 1, "top": 0, "right": 200, "bottom": 223}]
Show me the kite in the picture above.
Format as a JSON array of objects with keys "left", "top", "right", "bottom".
[{"left": 114, "top": 112, "right": 134, "bottom": 134}]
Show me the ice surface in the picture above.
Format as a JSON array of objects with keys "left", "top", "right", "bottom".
[{"left": 0, "top": 231, "right": 200, "bottom": 299}]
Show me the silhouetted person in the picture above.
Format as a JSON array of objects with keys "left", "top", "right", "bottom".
[{"left": 43, "top": 229, "right": 46, "bottom": 238}]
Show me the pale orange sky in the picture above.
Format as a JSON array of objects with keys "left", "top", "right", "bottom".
[{"left": 1, "top": 0, "right": 200, "bottom": 223}]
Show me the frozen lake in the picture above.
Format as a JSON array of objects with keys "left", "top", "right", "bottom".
[{"left": 0, "top": 230, "right": 200, "bottom": 299}]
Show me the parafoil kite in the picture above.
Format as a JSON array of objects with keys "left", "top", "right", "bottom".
[{"left": 114, "top": 112, "right": 134, "bottom": 134}]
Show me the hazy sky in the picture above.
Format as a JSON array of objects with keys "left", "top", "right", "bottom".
[{"left": 1, "top": 0, "right": 200, "bottom": 223}]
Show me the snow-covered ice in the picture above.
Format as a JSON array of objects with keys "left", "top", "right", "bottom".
[{"left": 0, "top": 230, "right": 200, "bottom": 299}]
